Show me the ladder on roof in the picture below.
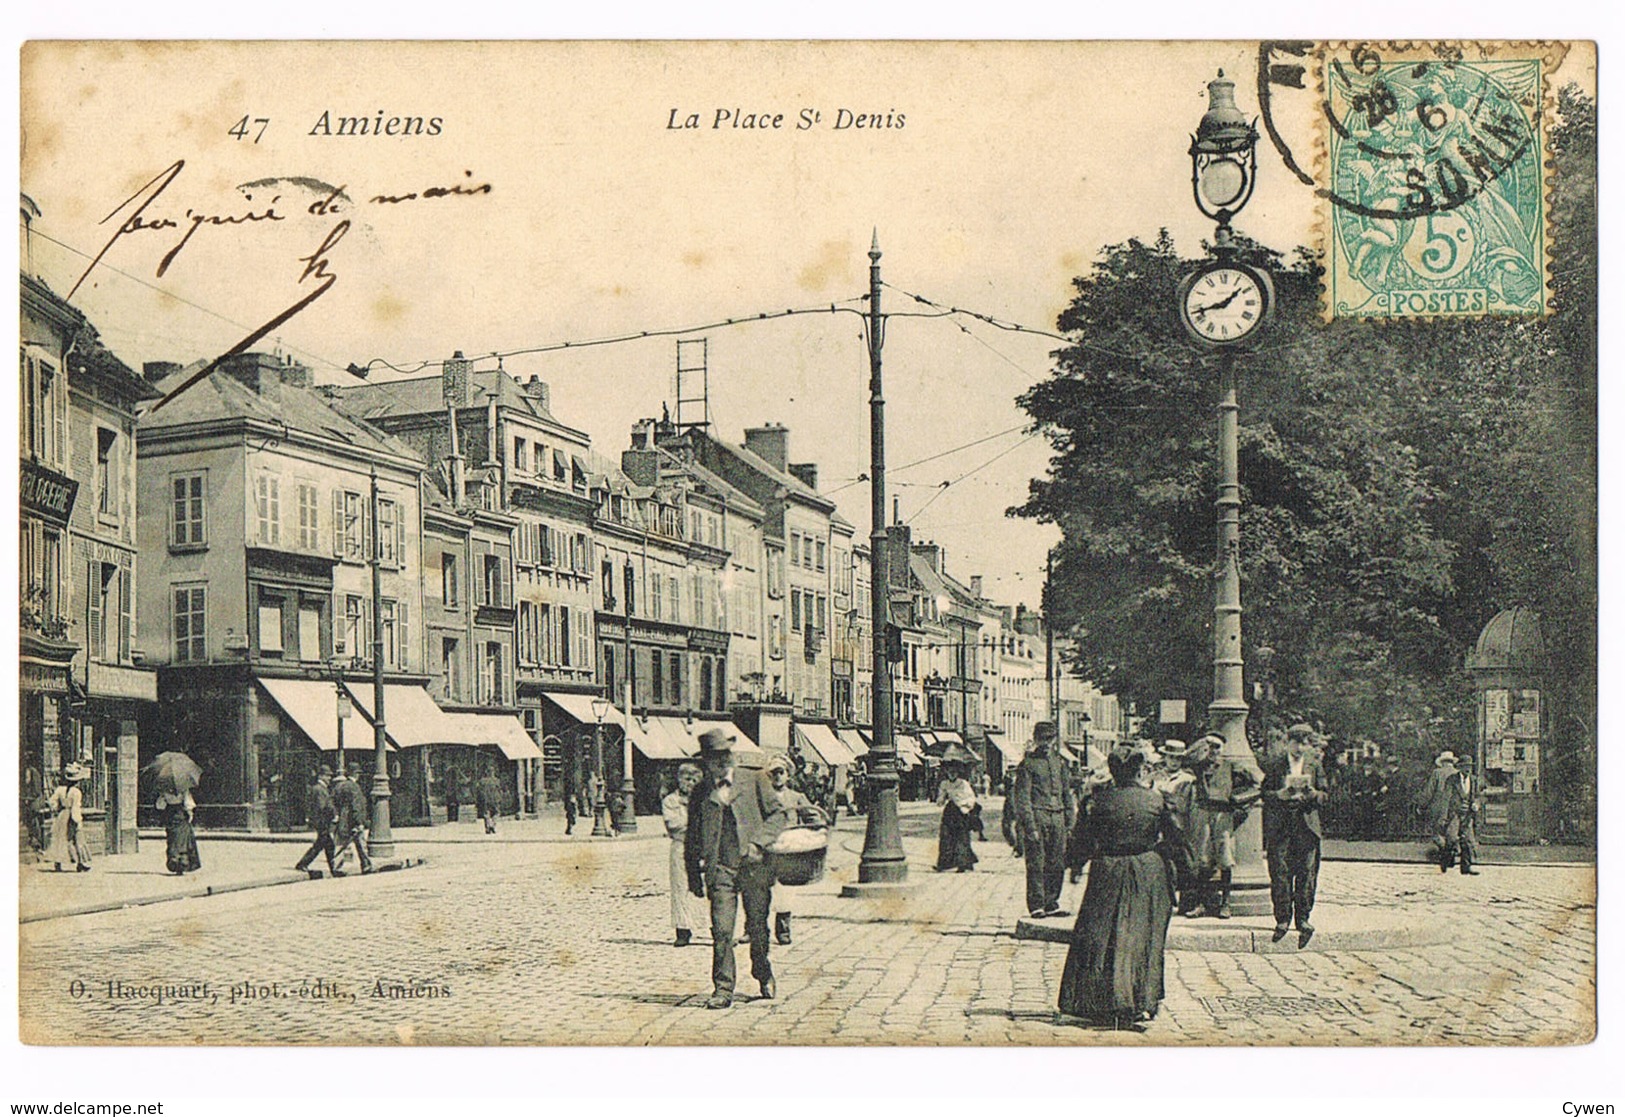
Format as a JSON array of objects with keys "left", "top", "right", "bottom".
[{"left": 674, "top": 338, "right": 709, "bottom": 433}]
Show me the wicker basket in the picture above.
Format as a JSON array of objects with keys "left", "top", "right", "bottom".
[{"left": 769, "top": 826, "right": 828, "bottom": 886}]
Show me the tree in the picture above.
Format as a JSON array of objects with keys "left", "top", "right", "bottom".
[{"left": 1016, "top": 89, "right": 1595, "bottom": 822}]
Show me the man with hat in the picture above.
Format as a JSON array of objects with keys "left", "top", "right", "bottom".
[
  {"left": 685, "top": 727, "right": 781, "bottom": 1008},
  {"left": 1261, "top": 723, "right": 1329, "bottom": 944},
  {"left": 331, "top": 760, "right": 373, "bottom": 875},
  {"left": 1185, "top": 733, "right": 1261, "bottom": 919},
  {"left": 294, "top": 764, "right": 338, "bottom": 875},
  {"left": 1011, "top": 721, "right": 1077, "bottom": 918},
  {"left": 1421, "top": 750, "right": 1482, "bottom": 875}
]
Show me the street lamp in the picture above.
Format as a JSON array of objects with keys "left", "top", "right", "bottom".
[
  {"left": 330, "top": 656, "right": 352, "bottom": 773},
  {"left": 1176, "top": 69, "right": 1273, "bottom": 914},
  {"left": 1189, "top": 69, "right": 1260, "bottom": 252},
  {"left": 590, "top": 695, "right": 611, "bottom": 837}
]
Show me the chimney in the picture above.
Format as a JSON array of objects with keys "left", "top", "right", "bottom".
[
  {"left": 442, "top": 351, "right": 471, "bottom": 409},
  {"left": 281, "top": 359, "right": 313, "bottom": 390},
  {"left": 788, "top": 462, "right": 818, "bottom": 490},
  {"left": 522, "top": 373, "right": 551, "bottom": 412},
  {"left": 219, "top": 352, "right": 285, "bottom": 400},
  {"left": 621, "top": 448, "right": 660, "bottom": 487},
  {"left": 629, "top": 418, "right": 653, "bottom": 451},
  {"left": 893, "top": 496, "right": 901, "bottom": 525},
  {"left": 743, "top": 423, "right": 789, "bottom": 471},
  {"left": 912, "top": 541, "right": 944, "bottom": 575},
  {"left": 971, "top": 575, "right": 984, "bottom": 599},
  {"left": 143, "top": 360, "right": 182, "bottom": 385}
]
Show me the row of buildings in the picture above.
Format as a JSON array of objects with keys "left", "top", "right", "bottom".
[{"left": 20, "top": 221, "right": 1124, "bottom": 845}]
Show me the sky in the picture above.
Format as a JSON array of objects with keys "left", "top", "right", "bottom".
[{"left": 17, "top": 40, "right": 1593, "bottom": 611}]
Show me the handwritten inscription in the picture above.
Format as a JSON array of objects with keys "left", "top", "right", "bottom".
[{"left": 70, "top": 158, "right": 492, "bottom": 412}]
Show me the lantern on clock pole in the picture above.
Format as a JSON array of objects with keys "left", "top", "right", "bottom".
[{"left": 1175, "top": 69, "right": 1276, "bottom": 913}]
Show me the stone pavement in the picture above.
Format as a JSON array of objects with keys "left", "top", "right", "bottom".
[{"left": 17, "top": 808, "right": 1594, "bottom": 1047}]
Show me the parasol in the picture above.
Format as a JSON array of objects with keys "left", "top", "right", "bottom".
[{"left": 145, "top": 751, "right": 202, "bottom": 797}]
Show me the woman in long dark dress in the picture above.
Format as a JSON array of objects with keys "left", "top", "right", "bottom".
[
  {"left": 1057, "top": 748, "right": 1181, "bottom": 1027},
  {"left": 156, "top": 786, "right": 202, "bottom": 875},
  {"left": 935, "top": 758, "right": 981, "bottom": 872}
]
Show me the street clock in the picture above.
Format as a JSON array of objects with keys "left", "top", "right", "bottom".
[{"left": 1177, "top": 260, "right": 1273, "bottom": 348}]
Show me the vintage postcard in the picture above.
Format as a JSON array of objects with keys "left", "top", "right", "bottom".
[{"left": 16, "top": 39, "right": 1597, "bottom": 1049}]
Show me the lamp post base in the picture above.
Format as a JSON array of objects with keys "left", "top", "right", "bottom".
[{"left": 616, "top": 779, "right": 638, "bottom": 832}]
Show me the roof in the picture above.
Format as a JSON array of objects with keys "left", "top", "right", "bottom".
[
  {"left": 334, "top": 369, "right": 589, "bottom": 442},
  {"left": 703, "top": 433, "right": 835, "bottom": 512},
  {"left": 1469, "top": 607, "right": 1548, "bottom": 672},
  {"left": 658, "top": 452, "right": 765, "bottom": 521},
  {"left": 21, "top": 273, "right": 161, "bottom": 401},
  {"left": 140, "top": 361, "right": 424, "bottom": 464}
]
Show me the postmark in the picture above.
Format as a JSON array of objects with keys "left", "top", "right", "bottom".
[{"left": 1309, "top": 42, "right": 1567, "bottom": 320}]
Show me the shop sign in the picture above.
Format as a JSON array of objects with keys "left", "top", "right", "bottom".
[
  {"left": 21, "top": 659, "right": 70, "bottom": 694},
  {"left": 20, "top": 460, "right": 78, "bottom": 526}
]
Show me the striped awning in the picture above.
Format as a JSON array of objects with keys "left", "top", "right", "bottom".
[{"left": 795, "top": 723, "right": 856, "bottom": 767}]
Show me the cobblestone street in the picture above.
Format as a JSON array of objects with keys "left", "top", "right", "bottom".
[{"left": 19, "top": 812, "right": 1595, "bottom": 1047}]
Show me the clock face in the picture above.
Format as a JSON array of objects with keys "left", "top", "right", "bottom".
[{"left": 1182, "top": 265, "right": 1267, "bottom": 345}]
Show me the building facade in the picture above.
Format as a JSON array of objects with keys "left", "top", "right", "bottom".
[
  {"left": 21, "top": 264, "right": 159, "bottom": 856},
  {"left": 137, "top": 353, "right": 429, "bottom": 831}
]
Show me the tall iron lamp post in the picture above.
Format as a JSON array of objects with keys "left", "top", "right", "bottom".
[
  {"left": 590, "top": 696, "right": 611, "bottom": 837},
  {"left": 1175, "top": 70, "right": 1275, "bottom": 911}
]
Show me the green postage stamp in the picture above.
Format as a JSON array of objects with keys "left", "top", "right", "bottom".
[{"left": 1318, "top": 42, "right": 1567, "bottom": 320}]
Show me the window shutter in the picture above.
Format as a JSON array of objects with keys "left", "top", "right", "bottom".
[
  {"left": 332, "top": 491, "right": 345, "bottom": 556},
  {"left": 499, "top": 554, "right": 512, "bottom": 608},
  {"left": 398, "top": 602, "right": 409, "bottom": 669},
  {"left": 362, "top": 498, "right": 374, "bottom": 564},
  {"left": 86, "top": 561, "right": 103, "bottom": 660},
  {"left": 119, "top": 569, "right": 133, "bottom": 662}
]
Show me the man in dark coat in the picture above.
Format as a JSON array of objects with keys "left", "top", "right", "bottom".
[
  {"left": 294, "top": 765, "right": 337, "bottom": 875},
  {"left": 1011, "top": 721, "right": 1077, "bottom": 919},
  {"left": 475, "top": 768, "right": 503, "bottom": 834},
  {"left": 685, "top": 728, "right": 782, "bottom": 1009},
  {"left": 444, "top": 765, "right": 463, "bottom": 822},
  {"left": 331, "top": 761, "right": 372, "bottom": 875},
  {"left": 1421, "top": 751, "right": 1483, "bottom": 874},
  {"left": 1261, "top": 723, "right": 1328, "bottom": 944}
]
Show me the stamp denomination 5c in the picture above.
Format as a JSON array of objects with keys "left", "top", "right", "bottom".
[{"left": 1317, "top": 41, "right": 1568, "bottom": 320}]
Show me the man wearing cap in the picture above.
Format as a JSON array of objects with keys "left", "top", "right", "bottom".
[
  {"left": 685, "top": 728, "right": 782, "bottom": 1008},
  {"left": 294, "top": 765, "right": 338, "bottom": 875},
  {"left": 1150, "top": 740, "right": 1199, "bottom": 914},
  {"left": 1011, "top": 721, "right": 1077, "bottom": 918},
  {"left": 331, "top": 761, "right": 373, "bottom": 875},
  {"left": 1261, "top": 724, "right": 1329, "bottom": 943},
  {"left": 1185, "top": 733, "right": 1261, "bottom": 919},
  {"left": 1422, "top": 751, "right": 1482, "bottom": 875}
]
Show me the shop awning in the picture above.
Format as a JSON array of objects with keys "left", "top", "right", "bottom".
[
  {"left": 932, "top": 730, "right": 964, "bottom": 746},
  {"left": 984, "top": 732, "right": 1025, "bottom": 764},
  {"left": 838, "top": 729, "right": 869, "bottom": 759},
  {"left": 1058, "top": 743, "right": 1083, "bottom": 764},
  {"left": 258, "top": 678, "right": 349, "bottom": 753},
  {"left": 895, "top": 734, "right": 923, "bottom": 769},
  {"left": 717, "top": 723, "right": 766, "bottom": 759},
  {"left": 647, "top": 716, "right": 701, "bottom": 758},
  {"left": 621, "top": 715, "right": 689, "bottom": 760},
  {"left": 541, "top": 691, "right": 613, "bottom": 727},
  {"left": 451, "top": 713, "right": 543, "bottom": 760},
  {"left": 795, "top": 723, "right": 856, "bottom": 767},
  {"left": 343, "top": 684, "right": 462, "bottom": 748}
]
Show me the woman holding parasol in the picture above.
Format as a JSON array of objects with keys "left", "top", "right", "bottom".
[{"left": 147, "top": 751, "right": 203, "bottom": 875}]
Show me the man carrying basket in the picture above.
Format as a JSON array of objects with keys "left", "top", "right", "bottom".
[{"left": 686, "top": 733, "right": 826, "bottom": 1009}]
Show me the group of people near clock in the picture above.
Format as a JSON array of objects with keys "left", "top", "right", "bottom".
[
  {"left": 656, "top": 715, "right": 1486, "bottom": 1026},
  {"left": 1009, "top": 719, "right": 1335, "bottom": 1029}
]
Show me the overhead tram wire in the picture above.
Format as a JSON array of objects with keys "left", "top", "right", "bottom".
[
  {"left": 356, "top": 297, "right": 874, "bottom": 379},
  {"left": 904, "top": 430, "right": 1045, "bottom": 526}
]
